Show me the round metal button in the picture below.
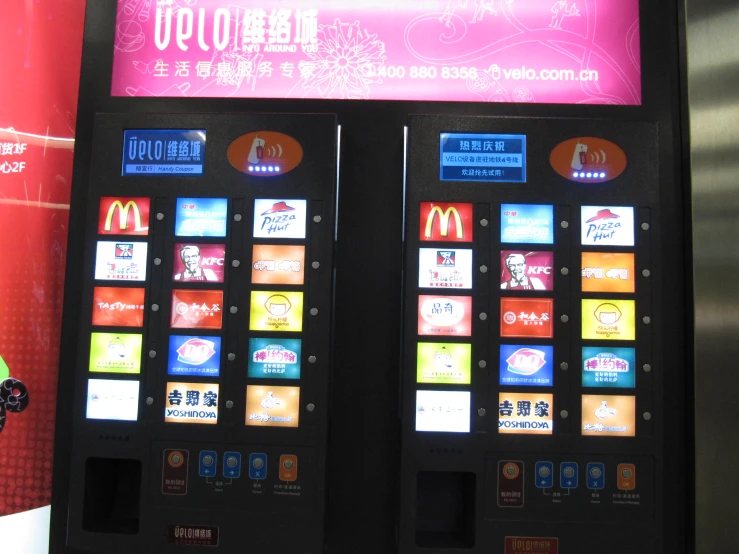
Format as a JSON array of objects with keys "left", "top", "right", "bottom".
[
  {"left": 171, "top": 454, "right": 182, "bottom": 465},
  {"left": 202, "top": 455, "right": 214, "bottom": 467},
  {"left": 539, "top": 466, "right": 551, "bottom": 478},
  {"left": 283, "top": 460, "right": 294, "bottom": 470},
  {"left": 621, "top": 468, "right": 633, "bottom": 479},
  {"left": 253, "top": 458, "right": 264, "bottom": 469},
  {"left": 590, "top": 467, "right": 602, "bottom": 479},
  {"left": 564, "top": 467, "right": 575, "bottom": 479},
  {"left": 227, "top": 456, "right": 238, "bottom": 468},
  {"left": 505, "top": 465, "right": 517, "bottom": 477}
]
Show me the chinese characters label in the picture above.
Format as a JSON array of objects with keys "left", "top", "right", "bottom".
[
  {"left": 440, "top": 134, "right": 526, "bottom": 182},
  {"left": 499, "top": 392, "right": 553, "bottom": 434},
  {"left": 165, "top": 383, "right": 219, "bottom": 424},
  {"left": 582, "top": 347, "right": 635, "bottom": 388},
  {"left": 248, "top": 338, "right": 302, "bottom": 379},
  {"left": 122, "top": 130, "right": 205, "bottom": 176}
]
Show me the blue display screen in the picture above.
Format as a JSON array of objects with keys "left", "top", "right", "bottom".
[
  {"left": 122, "top": 129, "right": 206, "bottom": 176},
  {"left": 175, "top": 198, "right": 228, "bottom": 238},
  {"left": 168, "top": 335, "right": 221, "bottom": 377},
  {"left": 499, "top": 345, "right": 554, "bottom": 387},
  {"left": 440, "top": 133, "right": 526, "bottom": 183}
]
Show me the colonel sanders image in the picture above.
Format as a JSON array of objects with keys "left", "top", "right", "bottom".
[
  {"left": 174, "top": 245, "right": 218, "bottom": 281},
  {"left": 501, "top": 253, "right": 546, "bottom": 290}
]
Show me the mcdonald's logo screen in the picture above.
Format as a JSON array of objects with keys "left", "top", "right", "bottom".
[
  {"left": 98, "top": 197, "right": 150, "bottom": 235},
  {"left": 419, "top": 202, "right": 473, "bottom": 243}
]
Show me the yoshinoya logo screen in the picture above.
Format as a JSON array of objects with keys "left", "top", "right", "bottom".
[
  {"left": 581, "top": 206, "right": 635, "bottom": 246},
  {"left": 175, "top": 198, "right": 228, "bottom": 237},
  {"left": 249, "top": 291, "right": 303, "bottom": 332},
  {"left": 499, "top": 345, "right": 553, "bottom": 387},
  {"left": 86, "top": 379, "right": 140, "bottom": 421},
  {"left": 98, "top": 197, "right": 150, "bottom": 235},
  {"left": 168, "top": 336, "right": 222, "bottom": 377},
  {"left": 501, "top": 298, "right": 554, "bottom": 338},
  {"left": 253, "top": 199, "right": 307, "bottom": 239},
  {"left": 501, "top": 204, "right": 554, "bottom": 244},
  {"left": 418, "top": 295, "right": 472, "bottom": 336},
  {"left": 582, "top": 347, "right": 635, "bottom": 388},
  {"left": 499, "top": 392, "right": 553, "bottom": 434},
  {"left": 419, "top": 202, "right": 473, "bottom": 243},
  {"left": 173, "top": 243, "right": 226, "bottom": 282},
  {"left": 415, "top": 390, "right": 470, "bottom": 433},
  {"left": 248, "top": 338, "right": 301, "bottom": 379},
  {"left": 245, "top": 385, "right": 300, "bottom": 427},
  {"left": 122, "top": 129, "right": 205, "bottom": 176},
  {"left": 500, "top": 251, "right": 554, "bottom": 291},
  {"left": 165, "top": 382, "right": 219, "bottom": 424},
  {"left": 171, "top": 289, "right": 224, "bottom": 330},
  {"left": 92, "top": 287, "right": 145, "bottom": 327},
  {"left": 582, "top": 299, "right": 635, "bottom": 341},
  {"left": 418, "top": 248, "right": 473, "bottom": 289},
  {"left": 95, "top": 241, "right": 148, "bottom": 281},
  {"left": 89, "top": 332, "right": 143, "bottom": 374},
  {"left": 582, "top": 394, "right": 635, "bottom": 436},
  {"left": 252, "top": 244, "right": 305, "bottom": 285},
  {"left": 417, "top": 342, "right": 471, "bottom": 385}
]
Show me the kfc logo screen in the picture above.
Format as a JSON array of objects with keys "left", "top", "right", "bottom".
[
  {"left": 245, "top": 385, "right": 300, "bottom": 428},
  {"left": 253, "top": 199, "right": 307, "bottom": 239},
  {"left": 498, "top": 392, "right": 553, "bottom": 434},
  {"left": 418, "top": 248, "right": 473, "bottom": 289},
  {"left": 419, "top": 202, "right": 473, "bottom": 243},
  {"left": 171, "top": 290, "right": 224, "bottom": 330},
  {"left": 582, "top": 299, "right": 635, "bottom": 341},
  {"left": 501, "top": 298, "right": 554, "bottom": 338},
  {"left": 92, "top": 287, "right": 145, "bottom": 327},
  {"left": 501, "top": 204, "right": 554, "bottom": 245},
  {"left": 582, "top": 252, "right": 635, "bottom": 293},
  {"left": 173, "top": 243, "right": 226, "bottom": 282},
  {"left": 500, "top": 251, "right": 554, "bottom": 291},
  {"left": 168, "top": 335, "right": 221, "bottom": 377},
  {"left": 248, "top": 338, "right": 302, "bottom": 380},
  {"left": 249, "top": 291, "right": 303, "bottom": 332},
  {"left": 86, "top": 379, "right": 140, "bottom": 422},
  {"left": 499, "top": 345, "right": 553, "bottom": 387},
  {"left": 416, "top": 342, "right": 471, "bottom": 385},
  {"left": 98, "top": 197, "right": 150, "bottom": 235},
  {"left": 252, "top": 244, "right": 305, "bottom": 285},
  {"left": 175, "top": 197, "right": 228, "bottom": 237},
  {"left": 95, "top": 241, "right": 148, "bottom": 281},
  {"left": 582, "top": 394, "right": 636, "bottom": 437},
  {"left": 415, "top": 390, "right": 471, "bottom": 433},
  {"left": 418, "top": 295, "right": 472, "bottom": 336},
  {"left": 165, "top": 382, "right": 219, "bottom": 424},
  {"left": 581, "top": 206, "right": 635, "bottom": 246},
  {"left": 582, "top": 347, "right": 636, "bottom": 388},
  {"left": 89, "top": 332, "right": 143, "bottom": 374}
]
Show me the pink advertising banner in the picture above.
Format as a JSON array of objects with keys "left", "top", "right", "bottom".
[{"left": 112, "top": 0, "right": 641, "bottom": 104}]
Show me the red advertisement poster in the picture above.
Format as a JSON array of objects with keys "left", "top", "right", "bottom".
[
  {"left": 92, "top": 287, "right": 146, "bottom": 327},
  {"left": 171, "top": 290, "right": 224, "bottom": 330},
  {"left": 501, "top": 298, "right": 554, "bottom": 338},
  {"left": 0, "top": 0, "right": 87, "bottom": 542}
]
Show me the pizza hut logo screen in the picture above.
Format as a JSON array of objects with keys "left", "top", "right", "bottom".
[
  {"left": 501, "top": 298, "right": 554, "bottom": 338},
  {"left": 171, "top": 290, "right": 224, "bottom": 330},
  {"left": 173, "top": 243, "right": 226, "bottom": 282},
  {"left": 581, "top": 206, "right": 635, "bottom": 246},
  {"left": 98, "top": 197, "right": 150, "bottom": 235},
  {"left": 418, "top": 248, "right": 473, "bottom": 289},
  {"left": 92, "top": 287, "right": 145, "bottom": 327},
  {"left": 168, "top": 336, "right": 221, "bottom": 377},
  {"left": 253, "top": 199, "right": 307, "bottom": 239},
  {"left": 499, "top": 345, "right": 553, "bottom": 386},
  {"left": 419, "top": 202, "right": 473, "bottom": 243},
  {"left": 95, "top": 241, "right": 148, "bottom": 281},
  {"left": 500, "top": 251, "right": 554, "bottom": 291},
  {"left": 418, "top": 295, "right": 472, "bottom": 336}
]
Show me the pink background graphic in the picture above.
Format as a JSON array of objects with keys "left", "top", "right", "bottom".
[{"left": 112, "top": 0, "right": 641, "bottom": 104}]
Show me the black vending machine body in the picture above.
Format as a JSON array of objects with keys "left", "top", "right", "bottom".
[
  {"left": 399, "top": 115, "right": 688, "bottom": 554},
  {"left": 58, "top": 112, "right": 336, "bottom": 553}
]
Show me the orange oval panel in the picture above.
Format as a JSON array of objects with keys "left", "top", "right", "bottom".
[
  {"left": 550, "top": 137, "right": 627, "bottom": 184},
  {"left": 228, "top": 131, "right": 303, "bottom": 177}
]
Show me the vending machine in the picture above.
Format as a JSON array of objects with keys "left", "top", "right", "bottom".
[{"left": 56, "top": 113, "right": 337, "bottom": 553}]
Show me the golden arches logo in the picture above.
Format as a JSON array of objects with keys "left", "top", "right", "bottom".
[
  {"left": 105, "top": 200, "right": 144, "bottom": 232},
  {"left": 425, "top": 206, "right": 464, "bottom": 239}
]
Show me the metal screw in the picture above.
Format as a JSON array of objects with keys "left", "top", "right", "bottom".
[
  {"left": 478, "top": 408, "right": 486, "bottom": 417},
  {"left": 560, "top": 410, "right": 569, "bottom": 419},
  {"left": 154, "top": 258, "right": 162, "bottom": 266},
  {"left": 561, "top": 314, "right": 569, "bottom": 323},
  {"left": 228, "top": 353, "right": 236, "bottom": 362},
  {"left": 643, "top": 364, "right": 652, "bottom": 373},
  {"left": 642, "top": 269, "right": 651, "bottom": 277},
  {"left": 313, "top": 215, "right": 322, "bottom": 223},
  {"left": 156, "top": 213, "right": 164, "bottom": 221},
  {"left": 560, "top": 362, "right": 569, "bottom": 370},
  {"left": 230, "top": 306, "right": 238, "bottom": 314},
  {"left": 309, "top": 355, "right": 317, "bottom": 364},
  {"left": 561, "top": 267, "right": 569, "bottom": 276},
  {"left": 146, "top": 397, "right": 154, "bottom": 406},
  {"left": 480, "top": 265, "right": 488, "bottom": 274},
  {"left": 479, "top": 312, "right": 488, "bottom": 321},
  {"left": 232, "top": 260, "right": 240, "bottom": 268},
  {"left": 480, "top": 218, "right": 489, "bottom": 227},
  {"left": 151, "top": 304, "right": 160, "bottom": 312},
  {"left": 148, "top": 350, "right": 156, "bottom": 359},
  {"left": 643, "top": 412, "right": 652, "bottom": 421},
  {"left": 312, "top": 261, "right": 320, "bottom": 269},
  {"left": 643, "top": 316, "right": 651, "bottom": 324},
  {"left": 642, "top": 223, "right": 650, "bottom": 231},
  {"left": 306, "top": 403, "right": 316, "bottom": 412},
  {"left": 234, "top": 214, "right": 242, "bottom": 222},
  {"left": 226, "top": 400, "right": 234, "bottom": 409},
  {"left": 478, "top": 360, "right": 487, "bottom": 369},
  {"left": 310, "top": 308, "right": 318, "bottom": 316},
  {"left": 561, "top": 221, "right": 569, "bottom": 229}
]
